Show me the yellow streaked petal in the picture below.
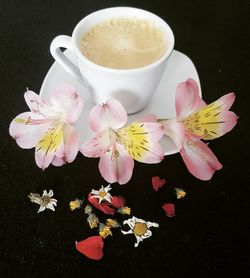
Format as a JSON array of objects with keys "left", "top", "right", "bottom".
[
  {"left": 117, "top": 123, "right": 150, "bottom": 161},
  {"left": 181, "top": 101, "right": 226, "bottom": 140},
  {"left": 36, "top": 121, "right": 63, "bottom": 154}
]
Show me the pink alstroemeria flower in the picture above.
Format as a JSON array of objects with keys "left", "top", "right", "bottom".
[
  {"left": 160, "top": 79, "right": 238, "bottom": 180},
  {"left": 80, "top": 99, "right": 164, "bottom": 184},
  {"left": 9, "top": 84, "right": 83, "bottom": 169}
]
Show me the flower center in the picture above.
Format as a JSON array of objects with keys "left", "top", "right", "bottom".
[
  {"left": 98, "top": 191, "right": 107, "bottom": 198},
  {"left": 40, "top": 196, "right": 50, "bottom": 206},
  {"left": 133, "top": 222, "right": 148, "bottom": 236}
]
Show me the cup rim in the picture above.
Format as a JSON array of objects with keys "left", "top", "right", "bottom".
[{"left": 72, "top": 7, "right": 175, "bottom": 73}]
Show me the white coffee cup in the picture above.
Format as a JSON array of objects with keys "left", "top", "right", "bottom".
[{"left": 50, "top": 7, "right": 174, "bottom": 114}]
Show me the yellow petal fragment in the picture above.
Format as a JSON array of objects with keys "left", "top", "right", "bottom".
[
  {"left": 181, "top": 101, "right": 226, "bottom": 140},
  {"left": 14, "top": 118, "right": 28, "bottom": 124},
  {"left": 174, "top": 188, "right": 186, "bottom": 199},
  {"left": 117, "top": 123, "right": 149, "bottom": 161},
  {"left": 36, "top": 121, "right": 63, "bottom": 155}
]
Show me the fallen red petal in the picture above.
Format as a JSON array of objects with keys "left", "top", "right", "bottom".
[
  {"left": 111, "top": 195, "right": 126, "bottom": 208},
  {"left": 88, "top": 194, "right": 115, "bottom": 215},
  {"left": 152, "top": 176, "right": 166, "bottom": 191},
  {"left": 162, "top": 203, "right": 176, "bottom": 217},
  {"left": 75, "top": 236, "right": 104, "bottom": 260}
]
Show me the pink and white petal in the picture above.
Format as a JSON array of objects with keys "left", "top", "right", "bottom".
[
  {"left": 139, "top": 113, "right": 158, "bottom": 123},
  {"left": 180, "top": 137, "right": 223, "bottom": 180},
  {"left": 24, "top": 90, "right": 47, "bottom": 113},
  {"left": 160, "top": 118, "right": 186, "bottom": 150},
  {"left": 61, "top": 123, "right": 79, "bottom": 163},
  {"left": 138, "top": 142, "right": 164, "bottom": 164},
  {"left": 98, "top": 144, "right": 134, "bottom": 185},
  {"left": 139, "top": 122, "right": 165, "bottom": 145},
  {"left": 176, "top": 79, "right": 206, "bottom": 119},
  {"left": 215, "top": 110, "right": 238, "bottom": 138},
  {"left": 51, "top": 156, "right": 66, "bottom": 166},
  {"left": 89, "top": 99, "right": 127, "bottom": 132},
  {"left": 49, "top": 84, "right": 83, "bottom": 123},
  {"left": 80, "top": 130, "right": 114, "bottom": 158},
  {"left": 9, "top": 112, "right": 51, "bottom": 149},
  {"left": 35, "top": 123, "right": 64, "bottom": 170},
  {"left": 213, "top": 92, "right": 236, "bottom": 111}
]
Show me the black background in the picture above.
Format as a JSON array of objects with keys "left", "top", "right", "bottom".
[{"left": 1, "top": 0, "right": 249, "bottom": 277}]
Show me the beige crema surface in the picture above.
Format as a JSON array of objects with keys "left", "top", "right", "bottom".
[{"left": 80, "top": 18, "right": 167, "bottom": 69}]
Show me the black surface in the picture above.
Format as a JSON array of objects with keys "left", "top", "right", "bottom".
[{"left": 1, "top": 0, "right": 249, "bottom": 277}]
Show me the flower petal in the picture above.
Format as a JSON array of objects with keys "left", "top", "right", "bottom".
[
  {"left": 9, "top": 112, "right": 51, "bottom": 149},
  {"left": 24, "top": 90, "right": 47, "bottom": 113},
  {"left": 98, "top": 143, "right": 134, "bottom": 185},
  {"left": 162, "top": 203, "right": 175, "bottom": 217},
  {"left": 152, "top": 176, "right": 166, "bottom": 191},
  {"left": 89, "top": 99, "right": 127, "bottom": 132},
  {"left": 180, "top": 137, "right": 223, "bottom": 180},
  {"left": 182, "top": 93, "right": 237, "bottom": 140},
  {"left": 60, "top": 123, "right": 79, "bottom": 163},
  {"left": 35, "top": 121, "right": 64, "bottom": 169},
  {"left": 88, "top": 194, "right": 115, "bottom": 215},
  {"left": 75, "top": 236, "right": 104, "bottom": 260},
  {"left": 111, "top": 196, "right": 126, "bottom": 208},
  {"left": 175, "top": 79, "right": 206, "bottom": 119},
  {"left": 117, "top": 122, "right": 164, "bottom": 163},
  {"left": 80, "top": 130, "right": 115, "bottom": 158},
  {"left": 160, "top": 118, "right": 186, "bottom": 150},
  {"left": 49, "top": 84, "right": 83, "bottom": 123}
]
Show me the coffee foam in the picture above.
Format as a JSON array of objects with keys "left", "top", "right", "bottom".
[{"left": 80, "top": 18, "right": 167, "bottom": 69}]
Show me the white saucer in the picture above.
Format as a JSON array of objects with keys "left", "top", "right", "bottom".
[{"left": 40, "top": 50, "right": 201, "bottom": 155}]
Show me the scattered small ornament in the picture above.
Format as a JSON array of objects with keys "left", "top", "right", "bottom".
[
  {"left": 99, "top": 223, "right": 113, "bottom": 239},
  {"left": 88, "top": 184, "right": 126, "bottom": 215},
  {"left": 69, "top": 198, "right": 83, "bottom": 211},
  {"left": 75, "top": 236, "right": 104, "bottom": 260},
  {"left": 162, "top": 203, "right": 176, "bottom": 218},
  {"left": 106, "top": 218, "right": 120, "bottom": 228},
  {"left": 117, "top": 206, "right": 131, "bottom": 215},
  {"left": 121, "top": 216, "right": 159, "bottom": 247},
  {"left": 174, "top": 188, "right": 187, "bottom": 199},
  {"left": 84, "top": 205, "right": 93, "bottom": 215},
  {"left": 152, "top": 176, "right": 166, "bottom": 191},
  {"left": 28, "top": 189, "right": 57, "bottom": 213},
  {"left": 87, "top": 213, "right": 99, "bottom": 229},
  {"left": 90, "top": 184, "right": 112, "bottom": 203}
]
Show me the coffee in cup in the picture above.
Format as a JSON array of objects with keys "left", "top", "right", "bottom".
[{"left": 80, "top": 18, "right": 167, "bottom": 69}]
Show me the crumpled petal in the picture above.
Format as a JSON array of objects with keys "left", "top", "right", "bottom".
[
  {"left": 152, "top": 176, "right": 166, "bottom": 191},
  {"left": 88, "top": 194, "right": 115, "bottom": 215},
  {"left": 75, "top": 236, "right": 104, "bottom": 260},
  {"left": 110, "top": 196, "right": 126, "bottom": 208},
  {"left": 117, "top": 122, "right": 164, "bottom": 163},
  {"left": 89, "top": 99, "right": 127, "bottom": 132},
  {"left": 9, "top": 112, "right": 51, "bottom": 149},
  {"left": 180, "top": 137, "right": 223, "bottom": 180},
  {"left": 49, "top": 84, "right": 83, "bottom": 123},
  {"left": 98, "top": 143, "right": 134, "bottom": 185},
  {"left": 162, "top": 203, "right": 175, "bottom": 217},
  {"left": 175, "top": 78, "right": 206, "bottom": 119},
  {"left": 182, "top": 93, "right": 237, "bottom": 140}
]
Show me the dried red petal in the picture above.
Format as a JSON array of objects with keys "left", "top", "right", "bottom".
[
  {"left": 111, "top": 195, "right": 126, "bottom": 208},
  {"left": 152, "top": 176, "right": 166, "bottom": 191},
  {"left": 75, "top": 236, "right": 104, "bottom": 260},
  {"left": 88, "top": 194, "right": 115, "bottom": 215},
  {"left": 162, "top": 203, "right": 176, "bottom": 217}
]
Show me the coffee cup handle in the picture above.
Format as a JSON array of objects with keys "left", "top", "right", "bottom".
[{"left": 50, "top": 35, "right": 90, "bottom": 87}]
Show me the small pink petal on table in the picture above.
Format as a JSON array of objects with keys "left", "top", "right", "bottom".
[
  {"left": 152, "top": 176, "right": 166, "bottom": 191},
  {"left": 162, "top": 203, "right": 176, "bottom": 217}
]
